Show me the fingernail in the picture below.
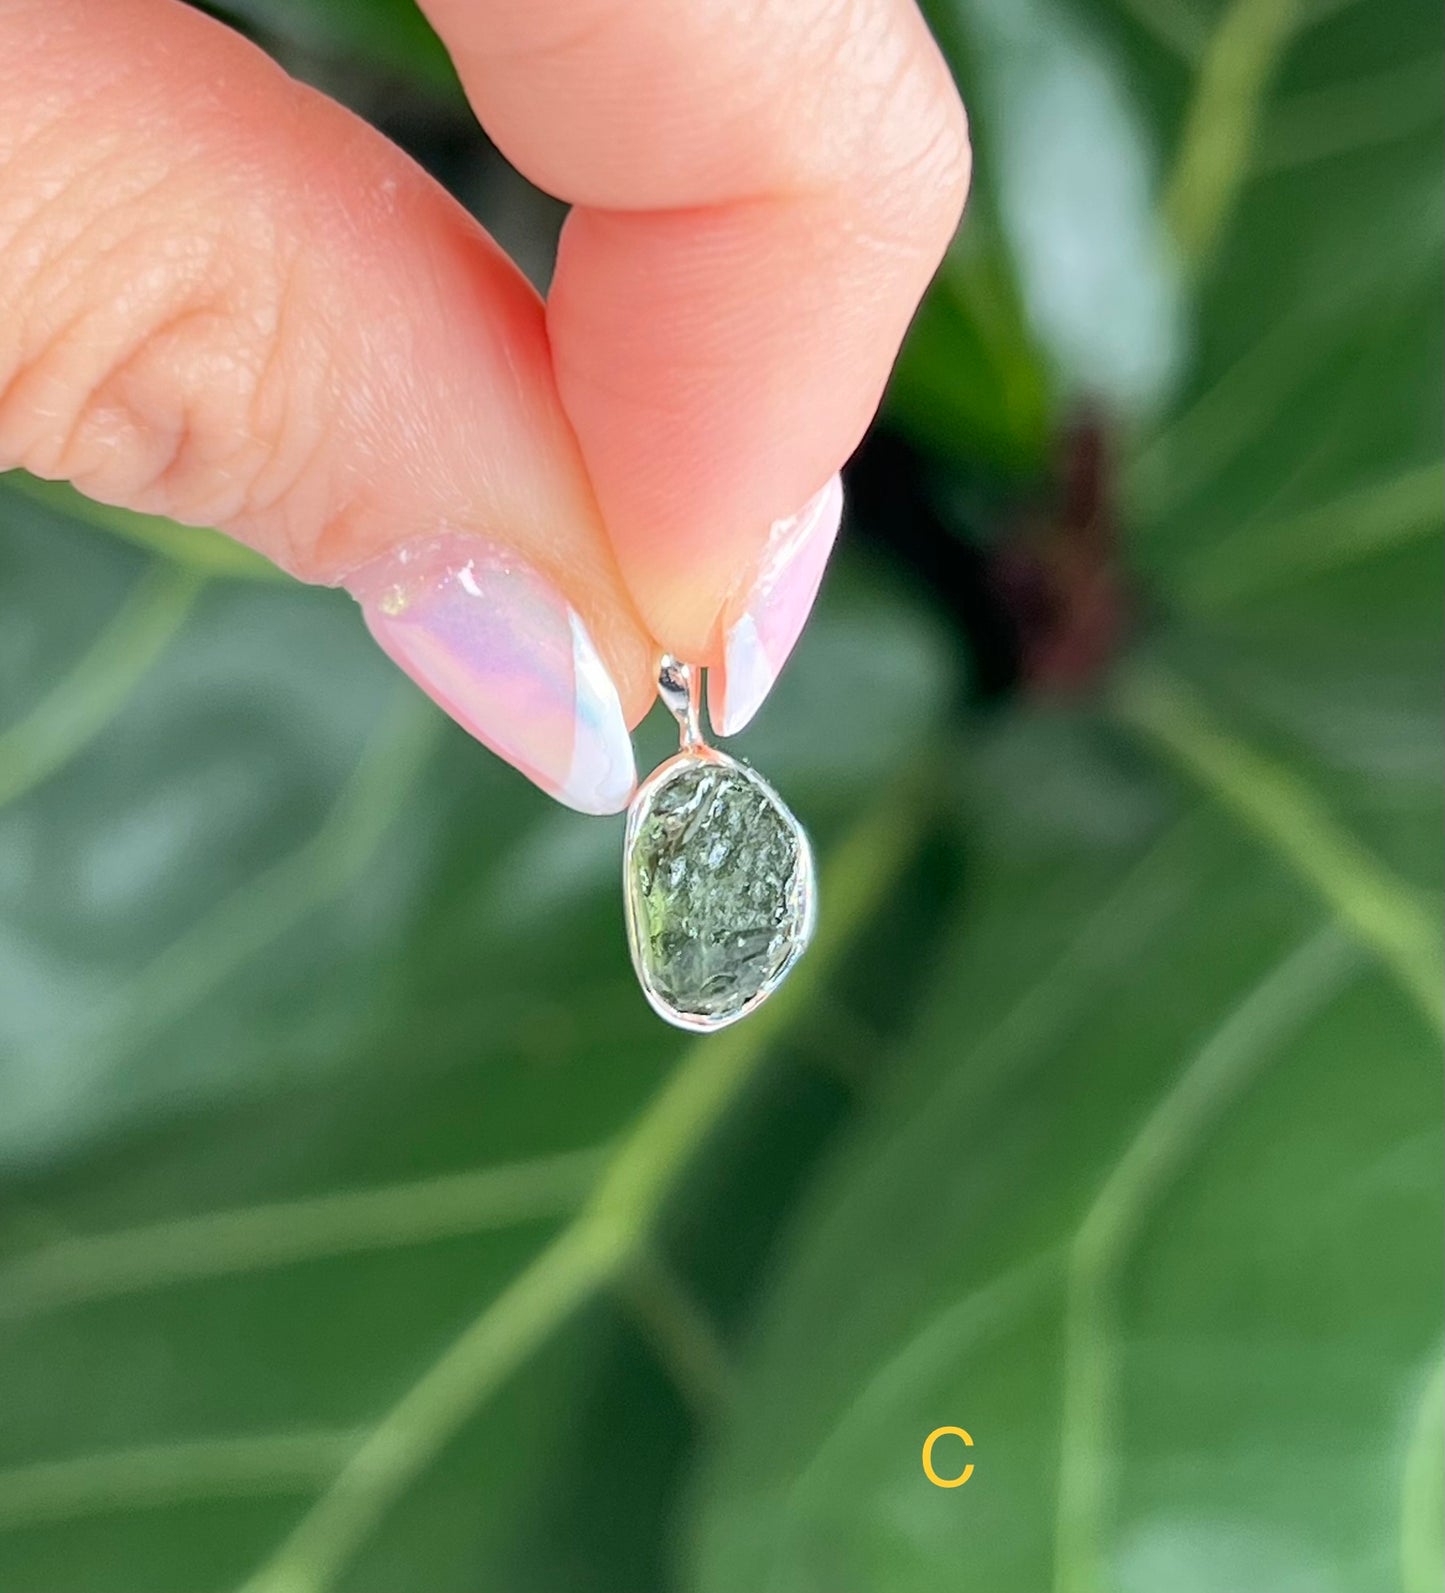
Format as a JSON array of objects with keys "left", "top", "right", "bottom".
[
  {"left": 708, "top": 474, "right": 843, "bottom": 737},
  {"left": 344, "top": 535, "right": 635, "bottom": 815}
]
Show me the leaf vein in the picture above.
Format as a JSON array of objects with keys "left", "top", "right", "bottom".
[
  {"left": 1400, "top": 1346, "right": 1445, "bottom": 1593},
  {"left": 1053, "top": 927, "right": 1354, "bottom": 1593},
  {"left": 0, "top": 1148, "right": 606, "bottom": 1321},
  {"left": 0, "top": 1432, "right": 358, "bottom": 1531},
  {"left": 0, "top": 562, "right": 202, "bottom": 809},
  {"left": 1163, "top": 0, "right": 1303, "bottom": 271},
  {"left": 1117, "top": 665, "right": 1443, "bottom": 1030}
]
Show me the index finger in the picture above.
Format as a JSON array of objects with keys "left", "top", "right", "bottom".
[{"left": 419, "top": 0, "right": 969, "bottom": 730}]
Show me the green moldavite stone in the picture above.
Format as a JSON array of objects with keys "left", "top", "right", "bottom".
[{"left": 626, "top": 755, "right": 812, "bottom": 1026}]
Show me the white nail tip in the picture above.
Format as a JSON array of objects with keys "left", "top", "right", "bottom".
[
  {"left": 345, "top": 534, "right": 635, "bottom": 817},
  {"left": 709, "top": 475, "right": 844, "bottom": 739},
  {"left": 563, "top": 609, "right": 636, "bottom": 814},
  {"left": 714, "top": 612, "right": 773, "bottom": 737}
]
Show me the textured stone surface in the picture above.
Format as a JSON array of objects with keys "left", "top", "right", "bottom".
[{"left": 626, "top": 756, "right": 809, "bottom": 1023}]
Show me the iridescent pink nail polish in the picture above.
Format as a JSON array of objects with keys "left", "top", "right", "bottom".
[
  {"left": 345, "top": 535, "right": 635, "bottom": 815},
  {"left": 708, "top": 474, "right": 844, "bottom": 737}
]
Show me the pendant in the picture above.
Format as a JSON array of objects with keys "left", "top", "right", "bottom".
[{"left": 623, "top": 656, "right": 816, "bottom": 1032}]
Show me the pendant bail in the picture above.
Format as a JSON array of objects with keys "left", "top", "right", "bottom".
[{"left": 657, "top": 654, "right": 706, "bottom": 751}]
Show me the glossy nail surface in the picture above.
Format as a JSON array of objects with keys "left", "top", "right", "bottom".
[
  {"left": 708, "top": 474, "right": 843, "bottom": 737},
  {"left": 346, "top": 535, "right": 635, "bottom": 814}
]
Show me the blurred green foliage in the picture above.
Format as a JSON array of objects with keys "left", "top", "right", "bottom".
[{"left": 0, "top": 1, "right": 1441, "bottom": 1591}]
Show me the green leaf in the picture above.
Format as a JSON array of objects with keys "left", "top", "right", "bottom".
[
  {"left": 0, "top": 470, "right": 954, "bottom": 1590},
  {"left": 1, "top": 1, "right": 1440, "bottom": 1591},
  {"left": 685, "top": 1, "right": 1444, "bottom": 1590}
]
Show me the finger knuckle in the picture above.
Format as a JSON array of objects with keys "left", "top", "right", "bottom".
[{"left": 0, "top": 155, "right": 332, "bottom": 556}]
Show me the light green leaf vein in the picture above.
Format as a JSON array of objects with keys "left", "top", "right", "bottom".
[
  {"left": 1257, "top": 54, "right": 1444, "bottom": 174},
  {"left": 1163, "top": 0, "right": 1303, "bottom": 271},
  {"left": 0, "top": 1432, "right": 358, "bottom": 1530},
  {"left": 909, "top": 811, "right": 1213, "bottom": 1132},
  {"left": 1182, "top": 462, "right": 1445, "bottom": 606},
  {"left": 766, "top": 825, "right": 1221, "bottom": 1547},
  {"left": 0, "top": 563, "right": 202, "bottom": 808},
  {"left": 238, "top": 1218, "right": 624, "bottom": 1593},
  {"left": 1127, "top": 308, "right": 1343, "bottom": 526},
  {"left": 778, "top": 1247, "right": 1063, "bottom": 1550},
  {"left": 0, "top": 1148, "right": 605, "bottom": 1321},
  {"left": 1400, "top": 1348, "right": 1445, "bottom": 1593},
  {"left": 1117, "top": 665, "right": 1444, "bottom": 1030},
  {"left": 1127, "top": 242, "right": 1438, "bottom": 526},
  {"left": 96, "top": 692, "right": 442, "bottom": 1068},
  {"left": 1053, "top": 926, "right": 1354, "bottom": 1593}
]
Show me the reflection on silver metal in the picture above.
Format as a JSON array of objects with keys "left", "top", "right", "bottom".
[
  {"left": 623, "top": 656, "right": 817, "bottom": 1032},
  {"left": 656, "top": 654, "right": 704, "bottom": 750}
]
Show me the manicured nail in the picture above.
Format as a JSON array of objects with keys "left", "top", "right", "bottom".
[
  {"left": 708, "top": 474, "right": 844, "bottom": 737},
  {"left": 345, "top": 535, "right": 635, "bottom": 815}
]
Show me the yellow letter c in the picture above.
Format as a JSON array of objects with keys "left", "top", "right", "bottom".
[{"left": 922, "top": 1426, "right": 974, "bottom": 1487}]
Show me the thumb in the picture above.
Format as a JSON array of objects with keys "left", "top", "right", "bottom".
[{"left": 0, "top": 0, "right": 653, "bottom": 814}]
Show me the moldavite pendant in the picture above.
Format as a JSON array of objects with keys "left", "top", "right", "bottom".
[{"left": 624, "top": 657, "right": 816, "bottom": 1032}]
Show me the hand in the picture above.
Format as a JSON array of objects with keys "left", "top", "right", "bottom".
[{"left": 0, "top": 0, "right": 969, "bottom": 811}]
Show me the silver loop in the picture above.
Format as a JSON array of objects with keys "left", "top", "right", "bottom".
[{"left": 657, "top": 655, "right": 705, "bottom": 750}]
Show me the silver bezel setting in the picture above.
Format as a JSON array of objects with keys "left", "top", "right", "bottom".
[{"left": 623, "top": 743, "right": 817, "bottom": 1033}]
